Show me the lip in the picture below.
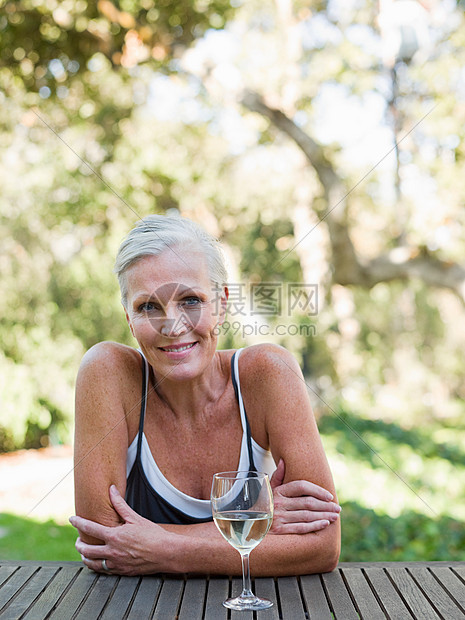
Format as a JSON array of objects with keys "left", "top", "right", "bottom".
[{"left": 157, "top": 342, "right": 198, "bottom": 358}]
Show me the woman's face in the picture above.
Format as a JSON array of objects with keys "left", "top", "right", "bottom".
[{"left": 124, "top": 245, "right": 227, "bottom": 381}]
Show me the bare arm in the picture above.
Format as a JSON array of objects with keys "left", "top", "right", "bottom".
[
  {"left": 73, "top": 481, "right": 338, "bottom": 576},
  {"left": 72, "top": 484, "right": 337, "bottom": 576},
  {"left": 72, "top": 344, "right": 340, "bottom": 575},
  {"left": 73, "top": 342, "right": 138, "bottom": 543},
  {"left": 186, "top": 343, "right": 340, "bottom": 575},
  {"left": 255, "top": 345, "right": 341, "bottom": 573}
]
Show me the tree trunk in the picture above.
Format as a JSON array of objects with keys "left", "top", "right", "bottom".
[{"left": 241, "top": 91, "right": 465, "bottom": 304}]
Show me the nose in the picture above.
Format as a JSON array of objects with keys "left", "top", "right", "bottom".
[{"left": 158, "top": 304, "right": 189, "bottom": 337}]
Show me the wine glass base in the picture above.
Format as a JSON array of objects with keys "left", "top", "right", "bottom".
[{"left": 223, "top": 595, "right": 273, "bottom": 611}]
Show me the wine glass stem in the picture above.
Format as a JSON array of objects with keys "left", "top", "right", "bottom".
[{"left": 240, "top": 552, "right": 254, "bottom": 598}]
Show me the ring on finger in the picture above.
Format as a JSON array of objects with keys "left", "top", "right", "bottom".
[{"left": 102, "top": 558, "right": 111, "bottom": 573}]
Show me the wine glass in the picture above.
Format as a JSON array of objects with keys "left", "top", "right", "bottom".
[{"left": 211, "top": 471, "right": 274, "bottom": 611}]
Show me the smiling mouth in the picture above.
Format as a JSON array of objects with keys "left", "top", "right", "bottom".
[{"left": 159, "top": 342, "right": 197, "bottom": 352}]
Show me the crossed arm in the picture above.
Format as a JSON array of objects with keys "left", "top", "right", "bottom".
[
  {"left": 70, "top": 459, "right": 340, "bottom": 576},
  {"left": 71, "top": 343, "right": 341, "bottom": 576}
]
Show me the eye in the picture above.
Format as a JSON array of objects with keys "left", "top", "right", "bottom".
[
  {"left": 180, "top": 296, "right": 202, "bottom": 308},
  {"left": 138, "top": 301, "right": 160, "bottom": 313}
]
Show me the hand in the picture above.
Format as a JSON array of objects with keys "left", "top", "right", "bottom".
[
  {"left": 269, "top": 459, "right": 341, "bottom": 534},
  {"left": 69, "top": 485, "right": 176, "bottom": 576}
]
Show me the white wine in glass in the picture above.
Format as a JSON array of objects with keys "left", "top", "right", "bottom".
[{"left": 211, "top": 471, "right": 274, "bottom": 611}]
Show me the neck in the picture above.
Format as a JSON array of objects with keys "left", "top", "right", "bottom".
[{"left": 151, "top": 352, "right": 227, "bottom": 421}]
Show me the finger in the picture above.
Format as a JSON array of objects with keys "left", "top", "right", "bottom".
[
  {"left": 270, "top": 459, "right": 285, "bottom": 490},
  {"left": 277, "top": 495, "right": 341, "bottom": 513},
  {"left": 75, "top": 536, "right": 108, "bottom": 560},
  {"left": 276, "top": 480, "right": 334, "bottom": 501},
  {"left": 69, "top": 515, "right": 111, "bottom": 541},
  {"left": 275, "top": 509, "right": 340, "bottom": 524},
  {"left": 109, "top": 485, "right": 139, "bottom": 523},
  {"left": 81, "top": 554, "right": 115, "bottom": 575},
  {"left": 270, "top": 519, "right": 334, "bottom": 535}
]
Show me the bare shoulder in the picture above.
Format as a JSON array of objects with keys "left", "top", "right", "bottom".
[
  {"left": 78, "top": 341, "right": 140, "bottom": 380},
  {"left": 76, "top": 342, "right": 142, "bottom": 409},
  {"left": 235, "top": 343, "right": 310, "bottom": 446},
  {"left": 238, "top": 343, "right": 304, "bottom": 387},
  {"left": 75, "top": 342, "right": 143, "bottom": 444}
]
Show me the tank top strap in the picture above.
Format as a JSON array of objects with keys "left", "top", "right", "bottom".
[
  {"left": 136, "top": 350, "right": 149, "bottom": 459},
  {"left": 230, "top": 348, "right": 257, "bottom": 471}
]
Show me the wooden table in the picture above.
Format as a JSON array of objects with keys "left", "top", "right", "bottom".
[{"left": 1, "top": 561, "right": 464, "bottom": 619}]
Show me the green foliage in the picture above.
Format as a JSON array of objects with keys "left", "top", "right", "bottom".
[
  {"left": 340, "top": 502, "right": 465, "bottom": 562},
  {"left": 325, "top": 405, "right": 465, "bottom": 561},
  {"left": 320, "top": 408, "right": 465, "bottom": 469},
  {"left": 0, "top": 513, "right": 77, "bottom": 561},
  {"left": 0, "top": 0, "right": 238, "bottom": 97},
  {"left": 238, "top": 216, "right": 302, "bottom": 283},
  {"left": 319, "top": 406, "right": 465, "bottom": 528}
]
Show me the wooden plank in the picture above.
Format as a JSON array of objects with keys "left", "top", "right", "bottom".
[
  {"left": 126, "top": 575, "right": 162, "bottom": 620},
  {"left": 0, "top": 565, "right": 17, "bottom": 589},
  {"left": 0, "top": 562, "right": 82, "bottom": 567},
  {"left": 341, "top": 567, "right": 386, "bottom": 619},
  {"left": 152, "top": 577, "right": 184, "bottom": 619},
  {"left": 100, "top": 576, "right": 140, "bottom": 620},
  {"left": 407, "top": 567, "right": 463, "bottom": 620},
  {"left": 276, "top": 577, "right": 307, "bottom": 619},
  {"left": 387, "top": 567, "right": 441, "bottom": 619},
  {"left": 203, "top": 576, "right": 229, "bottom": 620},
  {"left": 338, "top": 562, "right": 465, "bottom": 569},
  {"left": 22, "top": 566, "right": 80, "bottom": 620},
  {"left": 408, "top": 566, "right": 465, "bottom": 620},
  {"left": 1, "top": 561, "right": 465, "bottom": 620},
  {"left": 0, "top": 566, "right": 56, "bottom": 620},
  {"left": 48, "top": 568, "right": 97, "bottom": 620},
  {"left": 178, "top": 577, "right": 207, "bottom": 620},
  {"left": 73, "top": 573, "right": 118, "bottom": 619},
  {"left": 364, "top": 567, "right": 414, "bottom": 619},
  {"left": 431, "top": 566, "right": 465, "bottom": 612},
  {"left": 322, "top": 569, "right": 359, "bottom": 620},
  {"left": 254, "top": 578, "right": 279, "bottom": 619},
  {"left": 300, "top": 574, "right": 333, "bottom": 620},
  {"left": 0, "top": 565, "right": 38, "bottom": 615}
]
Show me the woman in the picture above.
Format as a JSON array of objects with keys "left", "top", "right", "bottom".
[{"left": 70, "top": 215, "right": 341, "bottom": 576}]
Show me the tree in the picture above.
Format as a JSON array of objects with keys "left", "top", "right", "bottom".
[
  {"left": 0, "top": 0, "right": 238, "bottom": 449},
  {"left": 242, "top": 89, "right": 465, "bottom": 300},
  {"left": 181, "top": 0, "right": 465, "bottom": 422},
  {"left": 1, "top": 0, "right": 465, "bottom": 450}
]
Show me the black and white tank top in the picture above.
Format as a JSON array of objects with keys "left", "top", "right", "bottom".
[{"left": 125, "top": 348, "right": 275, "bottom": 524}]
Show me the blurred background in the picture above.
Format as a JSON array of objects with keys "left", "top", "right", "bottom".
[{"left": 1, "top": 0, "right": 464, "bottom": 562}]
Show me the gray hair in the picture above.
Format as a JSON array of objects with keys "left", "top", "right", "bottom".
[{"left": 114, "top": 214, "right": 228, "bottom": 307}]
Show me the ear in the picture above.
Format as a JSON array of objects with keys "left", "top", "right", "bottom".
[
  {"left": 218, "top": 286, "right": 229, "bottom": 325},
  {"left": 124, "top": 307, "right": 136, "bottom": 338}
]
